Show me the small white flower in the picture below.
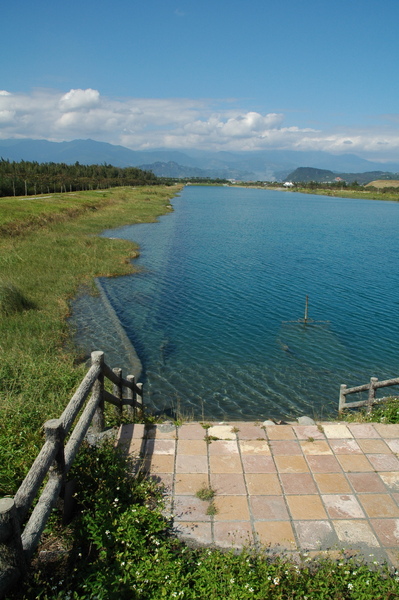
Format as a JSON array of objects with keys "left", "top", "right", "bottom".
[
  {"left": 230, "top": 578, "right": 235, "bottom": 583},
  {"left": 273, "top": 577, "right": 280, "bottom": 585},
  {"left": 347, "top": 583, "right": 353, "bottom": 590}
]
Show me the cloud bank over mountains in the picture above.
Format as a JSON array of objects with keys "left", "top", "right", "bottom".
[{"left": 0, "top": 88, "right": 398, "bottom": 162}]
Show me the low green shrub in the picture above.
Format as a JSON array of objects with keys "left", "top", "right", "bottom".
[
  {"left": 342, "top": 397, "right": 399, "bottom": 424},
  {"left": 0, "top": 281, "right": 35, "bottom": 316}
]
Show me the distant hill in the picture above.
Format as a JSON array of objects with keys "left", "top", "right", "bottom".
[
  {"left": 286, "top": 167, "right": 399, "bottom": 185},
  {"left": 366, "top": 179, "right": 399, "bottom": 188},
  {"left": 1, "top": 138, "right": 399, "bottom": 181},
  {"left": 138, "top": 160, "right": 253, "bottom": 180}
]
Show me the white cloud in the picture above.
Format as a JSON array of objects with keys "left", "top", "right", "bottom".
[
  {"left": 0, "top": 87, "right": 399, "bottom": 161},
  {"left": 59, "top": 88, "right": 100, "bottom": 111}
]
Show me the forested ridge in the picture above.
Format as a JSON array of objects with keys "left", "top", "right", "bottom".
[{"left": 0, "top": 159, "right": 160, "bottom": 197}]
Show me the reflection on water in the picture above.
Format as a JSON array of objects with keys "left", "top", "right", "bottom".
[{"left": 70, "top": 186, "right": 399, "bottom": 420}]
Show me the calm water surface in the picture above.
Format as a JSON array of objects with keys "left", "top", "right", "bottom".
[{"left": 92, "top": 186, "right": 399, "bottom": 420}]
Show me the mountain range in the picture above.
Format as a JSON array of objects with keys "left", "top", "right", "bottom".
[{"left": 1, "top": 138, "right": 399, "bottom": 182}]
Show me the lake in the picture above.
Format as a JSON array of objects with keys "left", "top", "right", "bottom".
[{"left": 73, "top": 185, "right": 399, "bottom": 420}]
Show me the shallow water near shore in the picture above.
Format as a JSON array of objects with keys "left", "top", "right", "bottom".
[{"left": 73, "top": 186, "right": 399, "bottom": 420}]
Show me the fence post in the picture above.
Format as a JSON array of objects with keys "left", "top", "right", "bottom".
[
  {"left": 367, "top": 377, "right": 378, "bottom": 414},
  {"left": 0, "top": 498, "right": 26, "bottom": 598},
  {"left": 137, "top": 382, "right": 143, "bottom": 417},
  {"left": 91, "top": 351, "right": 105, "bottom": 434},
  {"left": 126, "top": 375, "right": 135, "bottom": 421},
  {"left": 113, "top": 368, "right": 123, "bottom": 423},
  {"left": 338, "top": 384, "right": 347, "bottom": 413}
]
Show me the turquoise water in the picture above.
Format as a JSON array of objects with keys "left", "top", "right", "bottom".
[{"left": 92, "top": 186, "right": 399, "bottom": 420}]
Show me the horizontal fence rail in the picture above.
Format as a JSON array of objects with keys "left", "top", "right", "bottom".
[
  {"left": 0, "top": 351, "right": 143, "bottom": 598},
  {"left": 339, "top": 375, "right": 399, "bottom": 414}
]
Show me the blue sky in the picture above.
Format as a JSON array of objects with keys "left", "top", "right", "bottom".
[{"left": 2, "top": 0, "right": 399, "bottom": 160}]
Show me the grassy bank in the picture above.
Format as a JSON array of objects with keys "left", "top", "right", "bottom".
[
  {"left": 288, "top": 186, "right": 399, "bottom": 202},
  {"left": 0, "top": 185, "right": 182, "bottom": 496}
]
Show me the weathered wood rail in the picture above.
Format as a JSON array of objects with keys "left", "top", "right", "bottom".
[
  {"left": 0, "top": 351, "right": 142, "bottom": 597},
  {"left": 339, "top": 375, "right": 399, "bottom": 414}
]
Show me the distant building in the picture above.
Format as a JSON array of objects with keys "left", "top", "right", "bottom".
[{"left": 283, "top": 181, "right": 294, "bottom": 187}]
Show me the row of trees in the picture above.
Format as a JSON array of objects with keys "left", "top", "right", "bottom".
[{"left": 0, "top": 159, "right": 160, "bottom": 197}]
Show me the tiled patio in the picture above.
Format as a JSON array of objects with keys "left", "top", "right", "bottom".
[{"left": 117, "top": 421, "right": 399, "bottom": 565}]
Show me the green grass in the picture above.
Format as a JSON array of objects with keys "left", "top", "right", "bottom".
[
  {"left": 341, "top": 397, "right": 399, "bottom": 424},
  {"left": 0, "top": 185, "right": 181, "bottom": 496}
]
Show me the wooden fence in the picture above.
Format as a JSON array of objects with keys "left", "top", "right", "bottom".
[
  {"left": 0, "top": 351, "right": 142, "bottom": 597},
  {"left": 339, "top": 375, "right": 399, "bottom": 414}
]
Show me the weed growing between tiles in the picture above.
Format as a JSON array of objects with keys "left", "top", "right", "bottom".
[{"left": 10, "top": 441, "right": 399, "bottom": 600}]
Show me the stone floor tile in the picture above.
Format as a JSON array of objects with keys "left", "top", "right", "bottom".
[
  {"left": 374, "top": 424, "right": 399, "bottom": 439},
  {"left": 280, "top": 473, "right": 318, "bottom": 495},
  {"left": 175, "top": 473, "right": 208, "bottom": 495},
  {"left": 234, "top": 424, "right": 266, "bottom": 439},
  {"left": 314, "top": 473, "right": 352, "bottom": 494},
  {"left": 333, "top": 520, "right": 380, "bottom": 548},
  {"left": 148, "top": 473, "right": 173, "bottom": 492},
  {"left": 147, "top": 423, "right": 177, "bottom": 439},
  {"left": 347, "top": 424, "right": 380, "bottom": 439},
  {"left": 209, "top": 454, "right": 242, "bottom": 473},
  {"left": 246, "top": 473, "right": 282, "bottom": 495},
  {"left": 269, "top": 440, "right": 302, "bottom": 455},
  {"left": 328, "top": 439, "right": 362, "bottom": 454},
  {"left": 210, "top": 473, "right": 246, "bottom": 495},
  {"left": 379, "top": 472, "right": 399, "bottom": 492},
  {"left": 336, "top": 454, "right": 373, "bottom": 472},
  {"left": 367, "top": 454, "right": 399, "bottom": 472},
  {"left": 322, "top": 495, "right": 365, "bottom": 519},
  {"left": 386, "top": 439, "right": 399, "bottom": 453},
  {"left": 358, "top": 494, "right": 399, "bottom": 518},
  {"left": 118, "top": 422, "right": 145, "bottom": 442},
  {"left": 250, "top": 495, "right": 290, "bottom": 520},
  {"left": 255, "top": 521, "right": 296, "bottom": 549},
  {"left": 174, "top": 521, "right": 213, "bottom": 545},
  {"left": 265, "top": 426, "right": 296, "bottom": 440},
  {"left": 144, "top": 454, "right": 175, "bottom": 473},
  {"left": 173, "top": 495, "right": 211, "bottom": 521},
  {"left": 207, "top": 425, "right": 236, "bottom": 440},
  {"left": 294, "top": 520, "right": 338, "bottom": 550},
  {"left": 177, "top": 439, "right": 208, "bottom": 455},
  {"left": 176, "top": 455, "right": 208, "bottom": 474},
  {"left": 239, "top": 440, "right": 270, "bottom": 455},
  {"left": 125, "top": 439, "right": 144, "bottom": 455},
  {"left": 208, "top": 440, "right": 239, "bottom": 455},
  {"left": 178, "top": 423, "right": 207, "bottom": 439},
  {"left": 214, "top": 521, "right": 254, "bottom": 548},
  {"left": 306, "top": 455, "right": 342, "bottom": 473},
  {"left": 213, "top": 495, "right": 250, "bottom": 520},
  {"left": 292, "top": 425, "right": 326, "bottom": 440},
  {"left": 242, "top": 455, "right": 277, "bottom": 473},
  {"left": 357, "top": 439, "right": 392, "bottom": 454},
  {"left": 386, "top": 549, "right": 399, "bottom": 568},
  {"left": 322, "top": 424, "right": 353, "bottom": 439},
  {"left": 347, "top": 472, "right": 387, "bottom": 493},
  {"left": 300, "top": 440, "right": 332, "bottom": 455},
  {"left": 371, "top": 519, "right": 399, "bottom": 546},
  {"left": 286, "top": 495, "right": 327, "bottom": 519},
  {"left": 274, "top": 456, "right": 309, "bottom": 473},
  {"left": 144, "top": 439, "right": 176, "bottom": 455}
]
